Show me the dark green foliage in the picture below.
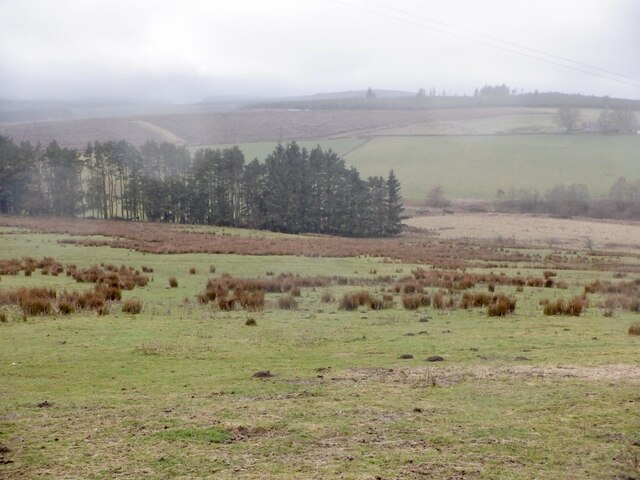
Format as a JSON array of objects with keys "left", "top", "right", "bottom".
[{"left": 0, "top": 136, "right": 402, "bottom": 237}]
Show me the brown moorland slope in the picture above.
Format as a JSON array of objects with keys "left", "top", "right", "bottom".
[
  {"left": 2, "top": 215, "right": 639, "bottom": 273},
  {"left": 0, "top": 107, "right": 543, "bottom": 149}
]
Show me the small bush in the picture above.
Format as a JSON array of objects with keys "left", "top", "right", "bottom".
[
  {"left": 277, "top": 295, "right": 298, "bottom": 310},
  {"left": 168, "top": 277, "right": 178, "bottom": 288},
  {"left": 141, "top": 266, "right": 154, "bottom": 273},
  {"left": 0, "top": 311, "right": 7, "bottom": 322},
  {"left": 245, "top": 318, "right": 257, "bottom": 326},
  {"left": 290, "top": 286, "right": 301, "bottom": 297},
  {"left": 122, "top": 298, "right": 142, "bottom": 314},
  {"left": 189, "top": 268, "right": 197, "bottom": 274},
  {"left": 628, "top": 322, "right": 640, "bottom": 336},
  {"left": 209, "top": 265, "right": 216, "bottom": 273}
]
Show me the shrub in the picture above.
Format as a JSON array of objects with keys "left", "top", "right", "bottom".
[
  {"left": 277, "top": 295, "right": 298, "bottom": 310},
  {"left": 209, "top": 265, "right": 216, "bottom": 274},
  {"left": 122, "top": 298, "right": 142, "bottom": 314},
  {"left": 0, "top": 311, "right": 7, "bottom": 322},
  {"left": 245, "top": 318, "right": 257, "bottom": 326},
  {"left": 629, "top": 322, "right": 640, "bottom": 336},
  {"left": 141, "top": 266, "right": 154, "bottom": 273},
  {"left": 189, "top": 268, "right": 197, "bottom": 274},
  {"left": 290, "top": 286, "right": 301, "bottom": 297},
  {"left": 169, "top": 277, "right": 178, "bottom": 288}
]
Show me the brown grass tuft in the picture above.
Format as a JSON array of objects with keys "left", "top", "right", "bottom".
[
  {"left": 277, "top": 295, "right": 298, "bottom": 310},
  {"left": 487, "top": 294, "right": 517, "bottom": 316},
  {"left": 122, "top": 298, "right": 143, "bottom": 314}
]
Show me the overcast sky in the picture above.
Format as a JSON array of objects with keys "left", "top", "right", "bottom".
[{"left": 1, "top": 0, "right": 639, "bottom": 103}]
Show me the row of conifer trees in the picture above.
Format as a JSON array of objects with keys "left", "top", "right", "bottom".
[{"left": 0, "top": 136, "right": 403, "bottom": 236}]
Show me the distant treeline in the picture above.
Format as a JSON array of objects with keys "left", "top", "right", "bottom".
[
  {"left": 254, "top": 91, "right": 640, "bottom": 111},
  {"left": 495, "top": 178, "right": 640, "bottom": 219},
  {"left": 0, "top": 136, "right": 403, "bottom": 237}
]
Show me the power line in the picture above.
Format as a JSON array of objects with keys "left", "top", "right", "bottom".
[
  {"left": 361, "top": 0, "right": 640, "bottom": 84},
  {"left": 329, "top": 0, "right": 640, "bottom": 89}
]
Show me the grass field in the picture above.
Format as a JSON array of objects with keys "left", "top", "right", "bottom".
[
  {"left": 192, "top": 134, "right": 640, "bottom": 202},
  {"left": 345, "top": 135, "right": 640, "bottom": 201},
  {"left": 1, "top": 219, "right": 640, "bottom": 479}
]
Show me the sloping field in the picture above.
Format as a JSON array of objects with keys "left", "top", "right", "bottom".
[
  {"left": 344, "top": 135, "right": 640, "bottom": 201},
  {"left": 1, "top": 107, "right": 568, "bottom": 149}
]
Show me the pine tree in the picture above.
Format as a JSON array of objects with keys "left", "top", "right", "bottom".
[{"left": 385, "top": 170, "right": 403, "bottom": 235}]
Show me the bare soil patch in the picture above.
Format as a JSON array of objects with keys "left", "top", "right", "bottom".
[
  {"left": 405, "top": 213, "right": 640, "bottom": 250},
  {"left": 343, "top": 364, "right": 640, "bottom": 387}
]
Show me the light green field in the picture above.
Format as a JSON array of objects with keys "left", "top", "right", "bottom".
[
  {"left": 345, "top": 135, "right": 640, "bottom": 201},
  {"left": 189, "top": 133, "right": 640, "bottom": 203},
  {"left": 1, "top": 228, "right": 640, "bottom": 479}
]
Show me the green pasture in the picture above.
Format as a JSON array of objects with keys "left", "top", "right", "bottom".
[
  {"left": 189, "top": 132, "right": 640, "bottom": 203},
  {"left": 1, "top": 232, "right": 639, "bottom": 478},
  {"left": 345, "top": 135, "right": 640, "bottom": 201}
]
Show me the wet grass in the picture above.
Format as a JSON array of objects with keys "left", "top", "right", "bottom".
[{"left": 1, "top": 230, "right": 639, "bottom": 479}]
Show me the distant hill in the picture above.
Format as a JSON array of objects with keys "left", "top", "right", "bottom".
[
  {"left": 0, "top": 99, "right": 244, "bottom": 125},
  {"left": 251, "top": 92, "right": 640, "bottom": 111}
]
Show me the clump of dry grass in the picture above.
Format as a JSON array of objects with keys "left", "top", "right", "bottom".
[
  {"left": 122, "top": 298, "right": 143, "bottom": 314},
  {"left": 218, "top": 297, "right": 236, "bottom": 311},
  {"left": 460, "top": 291, "right": 493, "bottom": 309},
  {"left": 168, "top": 277, "right": 178, "bottom": 288},
  {"left": 543, "top": 296, "right": 587, "bottom": 316},
  {"left": 321, "top": 291, "right": 335, "bottom": 303},
  {"left": 487, "top": 294, "right": 517, "bottom": 317},
  {"left": 369, "top": 296, "right": 395, "bottom": 310},
  {"left": 189, "top": 267, "right": 197, "bottom": 274},
  {"left": 339, "top": 291, "right": 373, "bottom": 311},
  {"left": 277, "top": 295, "right": 298, "bottom": 310},
  {"left": 401, "top": 293, "right": 430, "bottom": 310},
  {"left": 235, "top": 290, "right": 265, "bottom": 311},
  {"left": 628, "top": 322, "right": 640, "bottom": 336}
]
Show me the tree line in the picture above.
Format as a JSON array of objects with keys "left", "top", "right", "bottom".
[
  {"left": 0, "top": 136, "right": 403, "bottom": 237},
  {"left": 495, "top": 177, "right": 640, "bottom": 219}
]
